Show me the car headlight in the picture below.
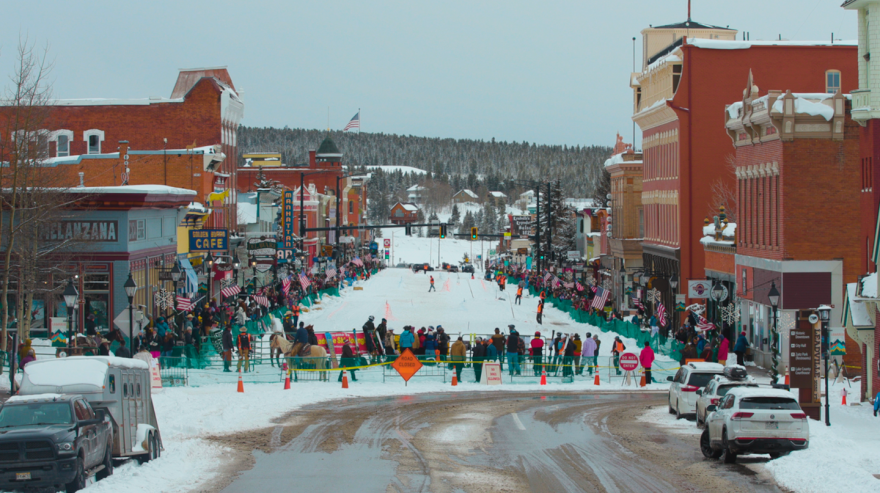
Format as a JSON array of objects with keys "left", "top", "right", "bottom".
[{"left": 56, "top": 442, "right": 74, "bottom": 453}]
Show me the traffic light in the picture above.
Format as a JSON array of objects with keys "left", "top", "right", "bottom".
[
  {"left": 405, "top": 224, "right": 412, "bottom": 236},
  {"left": 471, "top": 227, "right": 478, "bottom": 240},
  {"left": 439, "top": 224, "right": 447, "bottom": 239},
  {"left": 539, "top": 253, "right": 545, "bottom": 260}
]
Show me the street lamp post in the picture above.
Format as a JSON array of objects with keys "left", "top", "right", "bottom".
[
  {"left": 669, "top": 273, "right": 679, "bottom": 332},
  {"left": 205, "top": 252, "right": 214, "bottom": 305},
  {"left": 817, "top": 304, "right": 832, "bottom": 426},
  {"left": 768, "top": 281, "right": 780, "bottom": 383},
  {"left": 63, "top": 280, "right": 78, "bottom": 348},
  {"left": 711, "top": 281, "right": 725, "bottom": 329},
  {"left": 124, "top": 274, "right": 138, "bottom": 354},
  {"left": 232, "top": 254, "right": 241, "bottom": 286},
  {"left": 250, "top": 255, "right": 258, "bottom": 293}
]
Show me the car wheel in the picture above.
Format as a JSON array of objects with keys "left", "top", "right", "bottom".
[
  {"left": 720, "top": 430, "right": 737, "bottom": 464},
  {"left": 154, "top": 434, "right": 161, "bottom": 459},
  {"left": 675, "top": 402, "right": 684, "bottom": 420},
  {"left": 66, "top": 456, "right": 86, "bottom": 493},
  {"left": 149, "top": 434, "right": 158, "bottom": 461},
  {"left": 97, "top": 441, "right": 114, "bottom": 479},
  {"left": 700, "top": 429, "right": 722, "bottom": 459},
  {"left": 668, "top": 397, "right": 675, "bottom": 415},
  {"left": 769, "top": 451, "right": 789, "bottom": 459},
  {"left": 695, "top": 411, "right": 703, "bottom": 428}
]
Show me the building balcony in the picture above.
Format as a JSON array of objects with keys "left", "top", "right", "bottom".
[{"left": 850, "top": 89, "right": 876, "bottom": 122}]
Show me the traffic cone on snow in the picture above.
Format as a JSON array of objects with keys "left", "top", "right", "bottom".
[
  {"left": 436, "top": 350, "right": 441, "bottom": 362},
  {"left": 452, "top": 373, "right": 458, "bottom": 386},
  {"left": 282, "top": 363, "right": 291, "bottom": 390},
  {"left": 639, "top": 372, "right": 646, "bottom": 387},
  {"left": 237, "top": 371, "right": 244, "bottom": 393},
  {"left": 540, "top": 369, "right": 547, "bottom": 386},
  {"left": 471, "top": 274, "right": 474, "bottom": 279},
  {"left": 341, "top": 370, "right": 349, "bottom": 389},
  {"left": 594, "top": 373, "right": 601, "bottom": 386},
  {"left": 784, "top": 370, "right": 790, "bottom": 386},
  {"left": 842, "top": 388, "right": 847, "bottom": 406}
]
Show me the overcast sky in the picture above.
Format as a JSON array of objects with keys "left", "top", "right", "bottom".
[{"left": 0, "top": 1, "right": 857, "bottom": 147}]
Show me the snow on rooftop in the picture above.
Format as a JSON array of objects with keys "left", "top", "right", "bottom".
[
  {"left": 401, "top": 204, "right": 419, "bottom": 212},
  {"left": 689, "top": 39, "right": 857, "bottom": 50},
  {"left": 69, "top": 185, "right": 197, "bottom": 196},
  {"left": 861, "top": 272, "right": 877, "bottom": 298},
  {"left": 603, "top": 152, "right": 642, "bottom": 168},
  {"left": 7, "top": 393, "right": 66, "bottom": 403},
  {"left": 846, "top": 283, "right": 873, "bottom": 327},
  {"left": 488, "top": 191, "right": 507, "bottom": 198},
  {"left": 700, "top": 222, "right": 736, "bottom": 246},
  {"left": 361, "top": 165, "right": 427, "bottom": 175},
  {"left": 456, "top": 189, "right": 478, "bottom": 198}
]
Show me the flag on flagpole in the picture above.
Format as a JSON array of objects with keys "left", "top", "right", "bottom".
[
  {"left": 576, "top": 281, "right": 584, "bottom": 292},
  {"left": 697, "top": 315, "right": 715, "bottom": 332},
  {"left": 176, "top": 295, "right": 193, "bottom": 311},
  {"left": 591, "top": 287, "right": 610, "bottom": 309},
  {"left": 282, "top": 277, "right": 291, "bottom": 296},
  {"left": 254, "top": 296, "right": 269, "bottom": 308},
  {"left": 220, "top": 285, "right": 241, "bottom": 298},
  {"left": 657, "top": 302, "right": 667, "bottom": 327},
  {"left": 343, "top": 112, "right": 360, "bottom": 131}
]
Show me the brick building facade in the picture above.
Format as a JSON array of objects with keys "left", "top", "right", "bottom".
[
  {"left": 606, "top": 134, "right": 644, "bottom": 311},
  {"left": 725, "top": 79, "right": 862, "bottom": 378}
]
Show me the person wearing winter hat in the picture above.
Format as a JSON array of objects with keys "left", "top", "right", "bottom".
[
  {"left": 733, "top": 330, "right": 750, "bottom": 366},
  {"left": 472, "top": 336, "right": 486, "bottom": 382},
  {"left": 582, "top": 332, "right": 597, "bottom": 376}
]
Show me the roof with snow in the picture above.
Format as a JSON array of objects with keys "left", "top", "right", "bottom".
[
  {"left": 455, "top": 189, "right": 478, "bottom": 198},
  {"left": 392, "top": 202, "right": 419, "bottom": 212},
  {"left": 488, "top": 191, "right": 507, "bottom": 198},
  {"left": 844, "top": 282, "right": 873, "bottom": 328},
  {"left": 726, "top": 92, "right": 848, "bottom": 123},
  {"left": 700, "top": 222, "right": 737, "bottom": 246},
  {"left": 407, "top": 185, "right": 426, "bottom": 192},
  {"left": 689, "top": 39, "right": 856, "bottom": 50}
]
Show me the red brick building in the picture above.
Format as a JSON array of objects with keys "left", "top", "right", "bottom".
[
  {"left": 631, "top": 35, "right": 857, "bottom": 323},
  {"left": 725, "top": 80, "right": 861, "bottom": 391},
  {"left": 0, "top": 67, "right": 243, "bottom": 230}
]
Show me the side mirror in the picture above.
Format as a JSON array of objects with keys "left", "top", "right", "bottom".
[
  {"left": 706, "top": 405, "right": 717, "bottom": 412},
  {"left": 95, "top": 410, "right": 106, "bottom": 421},
  {"left": 695, "top": 389, "right": 702, "bottom": 396},
  {"left": 666, "top": 376, "right": 674, "bottom": 382}
]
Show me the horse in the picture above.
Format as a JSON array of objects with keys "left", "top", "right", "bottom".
[
  {"left": 56, "top": 334, "right": 100, "bottom": 357},
  {"left": 268, "top": 332, "right": 329, "bottom": 381}
]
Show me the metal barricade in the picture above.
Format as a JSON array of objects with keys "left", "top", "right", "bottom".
[
  {"left": 285, "top": 356, "right": 334, "bottom": 382},
  {"left": 158, "top": 357, "right": 189, "bottom": 387},
  {"left": 382, "top": 355, "right": 447, "bottom": 383}
]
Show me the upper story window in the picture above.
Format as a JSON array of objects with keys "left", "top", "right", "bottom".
[
  {"left": 49, "top": 130, "right": 73, "bottom": 157},
  {"left": 83, "top": 129, "right": 105, "bottom": 154},
  {"left": 826, "top": 70, "right": 841, "bottom": 94},
  {"left": 349, "top": 201, "right": 354, "bottom": 214}
]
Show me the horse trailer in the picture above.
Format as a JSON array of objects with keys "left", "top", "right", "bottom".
[{"left": 18, "top": 356, "right": 163, "bottom": 461}]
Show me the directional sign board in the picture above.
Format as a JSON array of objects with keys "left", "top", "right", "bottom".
[{"left": 391, "top": 348, "right": 423, "bottom": 384}]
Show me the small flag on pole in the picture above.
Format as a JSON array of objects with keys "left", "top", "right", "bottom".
[
  {"left": 343, "top": 112, "right": 360, "bottom": 132},
  {"left": 657, "top": 302, "right": 667, "bottom": 327},
  {"left": 299, "top": 273, "right": 312, "bottom": 290},
  {"left": 591, "top": 287, "right": 610, "bottom": 309},
  {"left": 282, "top": 278, "right": 291, "bottom": 296}
]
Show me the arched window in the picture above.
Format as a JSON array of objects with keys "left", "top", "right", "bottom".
[{"left": 83, "top": 129, "right": 105, "bottom": 154}]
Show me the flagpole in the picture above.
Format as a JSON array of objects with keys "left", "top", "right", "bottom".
[{"left": 359, "top": 107, "right": 361, "bottom": 135}]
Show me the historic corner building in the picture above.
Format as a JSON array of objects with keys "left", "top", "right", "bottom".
[
  {"left": 2, "top": 186, "right": 195, "bottom": 338},
  {"left": 629, "top": 17, "right": 857, "bottom": 327},
  {"left": 0, "top": 66, "right": 243, "bottom": 232},
  {"left": 236, "top": 135, "right": 368, "bottom": 266},
  {"left": 725, "top": 76, "right": 861, "bottom": 383},
  {"left": 605, "top": 135, "right": 644, "bottom": 311}
]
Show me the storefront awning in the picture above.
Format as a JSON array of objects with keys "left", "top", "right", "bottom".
[{"left": 178, "top": 256, "right": 198, "bottom": 294}]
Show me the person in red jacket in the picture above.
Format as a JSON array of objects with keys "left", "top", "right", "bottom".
[
  {"left": 530, "top": 331, "right": 544, "bottom": 376},
  {"left": 640, "top": 342, "right": 655, "bottom": 383},
  {"left": 716, "top": 335, "right": 730, "bottom": 366}
]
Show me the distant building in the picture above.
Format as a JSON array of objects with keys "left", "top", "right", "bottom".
[
  {"left": 389, "top": 202, "right": 419, "bottom": 225},
  {"left": 605, "top": 134, "right": 644, "bottom": 312},
  {"left": 242, "top": 152, "right": 283, "bottom": 167},
  {"left": 487, "top": 191, "right": 507, "bottom": 206},
  {"left": 452, "top": 189, "right": 479, "bottom": 204},
  {"left": 407, "top": 185, "right": 426, "bottom": 204}
]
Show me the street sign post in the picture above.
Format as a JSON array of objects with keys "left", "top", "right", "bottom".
[
  {"left": 619, "top": 352, "right": 640, "bottom": 387},
  {"left": 391, "top": 348, "right": 423, "bottom": 386}
]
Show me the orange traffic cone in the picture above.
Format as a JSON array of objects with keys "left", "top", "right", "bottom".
[
  {"left": 436, "top": 350, "right": 441, "bottom": 362},
  {"left": 540, "top": 369, "right": 547, "bottom": 386},
  {"left": 471, "top": 274, "right": 474, "bottom": 279},
  {"left": 784, "top": 371, "right": 790, "bottom": 386},
  {"left": 639, "top": 372, "right": 646, "bottom": 387},
  {"left": 452, "top": 373, "right": 458, "bottom": 386},
  {"left": 341, "top": 370, "right": 349, "bottom": 389},
  {"left": 237, "top": 371, "right": 244, "bottom": 393},
  {"left": 283, "top": 363, "right": 291, "bottom": 390},
  {"left": 594, "top": 373, "right": 600, "bottom": 386},
  {"left": 841, "top": 388, "right": 847, "bottom": 406}
]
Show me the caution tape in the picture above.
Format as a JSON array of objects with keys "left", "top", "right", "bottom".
[{"left": 284, "top": 360, "right": 684, "bottom": 373}]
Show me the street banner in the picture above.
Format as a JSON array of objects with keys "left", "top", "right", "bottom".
[{"left": 315, "top": 331, "right": 370, "bottom": 356}]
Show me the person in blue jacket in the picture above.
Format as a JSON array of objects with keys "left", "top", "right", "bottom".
[
  {"left": 874, "top": 391, "right": 880, "bottom": 417},
  {"left": 398, "top": 326, "right": 415, "bottom": 352},
  {"left": 423, "top": 328, "right": 438, "bottom": 356},
  {"left": 486, "top": 340, "right": 498, "bottom": 362},
  {"left": 733, "top": 331, "right": 750, "bottom": 366}
]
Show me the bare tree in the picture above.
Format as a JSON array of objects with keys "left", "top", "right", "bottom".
[{"left": 707, "top": 154, "right": 738, "bottom": 223}]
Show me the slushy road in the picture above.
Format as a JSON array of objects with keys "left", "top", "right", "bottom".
[{"left": 214, "top": 392, "right": 782, "bottom": 493}]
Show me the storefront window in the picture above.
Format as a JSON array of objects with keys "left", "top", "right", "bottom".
[{"left": 83, "top": 294, "right": 109, "bottom": 332}]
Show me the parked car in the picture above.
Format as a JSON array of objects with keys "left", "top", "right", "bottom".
[
  {"left": 667, "top": 362, "right": 725, "bottom": 419},
  {"left": 460, "top": 264, "right": 475, "bottom": 273},
  {"left": 412, "top": 263, "right": 434, "bottom": 272},
  {"left": 0, "top": 393, "right": 113, "bottom": 492},
  {"left": 701, "top": 387, "right": 809, "bottom": 463},
  {"left": 695, "top": 368, "right": 758, "bottom": 428}
]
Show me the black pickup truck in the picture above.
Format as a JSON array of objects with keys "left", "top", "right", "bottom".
[{"left": 0, "top": 393, "right": 113, "bottom": 492}]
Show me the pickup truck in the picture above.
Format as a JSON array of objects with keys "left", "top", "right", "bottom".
[{"left": 0, "top": 393, "right": 113, "bottom": 492}]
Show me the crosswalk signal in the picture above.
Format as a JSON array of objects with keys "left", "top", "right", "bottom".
[
  {"left": 440, "top": 224, "right": 447, "bottom": 239},
  {"left": 471, "top": 227, "right": 478, "bottom": 240}
]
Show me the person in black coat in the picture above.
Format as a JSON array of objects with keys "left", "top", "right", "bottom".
[
  {"left": 114, "top": 344, "right": 131, "bottom": 358},
  {"left": 338, "top": 340, "right": 359, "bottom": 382},
  {"left": 221, "top": 326, "right": 234, "bottom": 372},
  {"left": 471, "top": 337, "right": 485, "bottom": 382},
  {"left": 506, "top": 326, "right": 521, "bottom": 376},
  {"left": 562, "top": 335, "right": 576, "bottom": 378},
  {"left": 362, "top": 316, "right": 377, "bottom": 354}
]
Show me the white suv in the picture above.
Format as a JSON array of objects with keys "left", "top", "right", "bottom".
[
  {"left": 694, "top": 374, "right": 758, "bottom": 428},
  {"left": 667, "top": 362, "right": 725, "bottom": 420},
  {"left": 701, "top": 387, "right": 809, "bottom": 463}
]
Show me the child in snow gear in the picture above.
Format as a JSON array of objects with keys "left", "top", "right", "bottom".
[
  {"left": 428, "top": 276, "right": 436, "bottom": 292},
  {"left": 530, "top": 331, "right": 544, "bottom": 376}
]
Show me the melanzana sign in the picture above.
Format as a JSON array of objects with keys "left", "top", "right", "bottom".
[{"left": 41, "top": 221, "right": 119, "bottom": 242}]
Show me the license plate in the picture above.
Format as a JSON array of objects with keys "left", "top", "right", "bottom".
[
  {"left": 16, "top": 472, "right": 31, "bottom": 481},
  {"left": 765, "top": 421, "right": 778, "bottom": 429}
]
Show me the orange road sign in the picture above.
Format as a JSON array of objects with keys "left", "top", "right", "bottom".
[{"left": 391, "top": 348, "right": 423, "bottom": 384}]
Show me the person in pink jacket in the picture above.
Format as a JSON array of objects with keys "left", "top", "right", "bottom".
[
  {"left": 639, "top": 343, "right": 655, "bottom": 383},
  {"left": 716, "top": 335, "right": 729, "bottom": 366}
]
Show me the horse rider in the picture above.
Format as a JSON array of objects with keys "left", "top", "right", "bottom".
[
  {"left": 291, "top": 322, "right": 310, "bottom": 357},
  {"left": 282, "top": 311, "right": 295, "bottom": 339}
]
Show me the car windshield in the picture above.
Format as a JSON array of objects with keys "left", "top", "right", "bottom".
[
  {"left": 739, "top": 397, "right": 800, "bottom": 410},
  {"left": 0, "top": 403, "right": 73, "bottom": 427},
  {"left": 687, "top": 372, "right": 720, "bottom": 388},
  {"left": 718, "top": 384, "right": 756, "bottom": 397}
]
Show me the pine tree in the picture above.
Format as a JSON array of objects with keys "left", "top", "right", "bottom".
[{"left": 450, "top": 203, "right": 461, "bottom": 226}]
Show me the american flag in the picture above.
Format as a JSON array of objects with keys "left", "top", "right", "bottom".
[
  {"left": 282, "top": 278, "right": 291, "bottom": 296},
  {"left": 325, "top": 268, "right": 337, "bottom": 278},
  {"left": 254, "top": 295, "right": 269, "bottom": 308},
  {"left": 576, "top": 281, "right": 584, "bottom": 292},
  {"left": 176, "top": 295, "right": 193, "bottom": 311},
  {"left": 121, "top": 167, "right": 130, "bottom": 185},
  {"left": 221, "top": 285, "right": 241, "bottom": 298},
  {"left": 352, "top": 257, "right": 364, "bottom": 267},
  {"left": 591, "top": 287, "right": 610, "bottom": 309},
  {"left": 633, "top": 297, "right": 645, "bottom": 310},
  {"left": 299, "top": 273, "right": 311, "bottom": 290},
  {"left": 544, "top": 272, "right": 552, "bottom": 281},
  {"left": 656, "top": 302, "right": 667, "bottom": 327},
  {"left": 697, "top": 315, "right": 715, "bottom": 332},
  {"left": 343, "top": 112, "right": 360, "bottom": 131}
]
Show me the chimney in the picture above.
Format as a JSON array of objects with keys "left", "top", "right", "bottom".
[{"left": 309, "top": 149, "right": 316, "bottom": 169}]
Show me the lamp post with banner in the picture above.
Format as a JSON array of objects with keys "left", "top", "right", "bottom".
[
  {"left": 205, "top": 252, "right": 214, "bottom": 304},
  {"left": 817, "top": 304, "right": 831, "bottom": 426},
  {"left": 63, "top": 279, "right": 78, "bottom": 347},
  {"left": 768, "top": 281, "right": 780, "bottom": 383},
  {"left": 124, "top": 274, "right": 137, "bottom": 354}
]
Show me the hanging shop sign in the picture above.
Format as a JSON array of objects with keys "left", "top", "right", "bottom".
[
  {"left": 247, "top": 238, "right": 277, "bottom": 258},
  {"left": 189, "top": 229, "right": 228, "bottom": 251},
  {"left": 687, "top": 280, "right": 712, "bottom": 299}
]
